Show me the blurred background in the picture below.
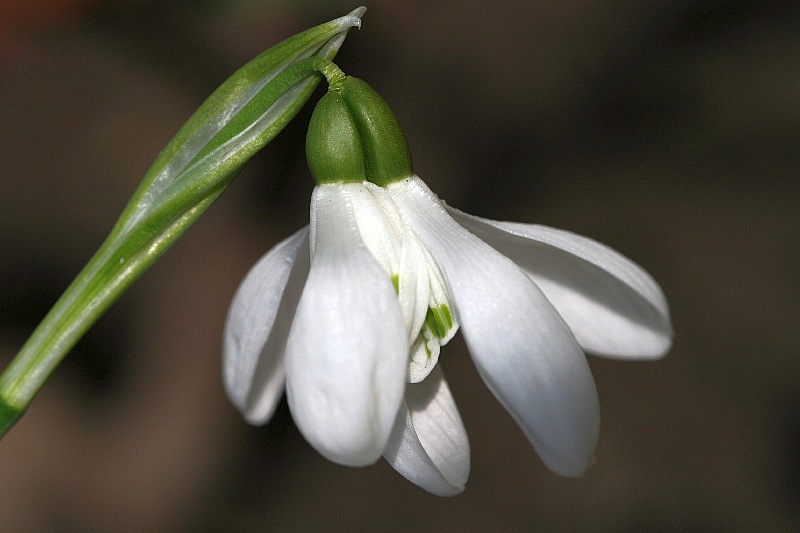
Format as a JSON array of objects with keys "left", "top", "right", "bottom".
[{"left": 0, "top": 1, "right": 797, "bottom": 531}]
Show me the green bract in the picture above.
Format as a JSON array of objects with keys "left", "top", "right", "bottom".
[
  {"left": 306, "top": 76, "right": 413, "bottom": 187},
  {"left": 0, "top": 7, "right": 366, "bottom": 437}
]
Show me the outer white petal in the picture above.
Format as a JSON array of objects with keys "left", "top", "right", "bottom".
[
  {"left": 222, "top": 227, "right": 309, "bottom": 424},
  {"left": 285, "top": 183, "right": 408, "bottom": 467},
  {"left": 383, "top": 366, "right": 469, "bottom": 496},
  {"left": 450, "top": 209, "right": 672, "bottom": 359},
  {"left": 390, "top": 176, "right": 599, "bottom": 477}
]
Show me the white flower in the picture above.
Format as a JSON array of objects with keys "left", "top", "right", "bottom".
[{"left": 223, "top": 175, "right": 672, "bottom": 496}]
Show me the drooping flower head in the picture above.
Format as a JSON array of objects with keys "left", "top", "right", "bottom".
[{"left": 223, "top": 74, "right": 673, "bottom": 496}]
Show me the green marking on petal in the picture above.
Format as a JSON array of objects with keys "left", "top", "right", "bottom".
[
  {"left": 441, "top": 303, "right": 453, "bottom": 329},
  {"left": 425, "top": 305, "right": 450, "bottom": 339},
  {"left": 391, "top": 273, "right": 399, "bottom": 293},
  {"left": 424, "top": 308, "right": 438, "bottom": 338}
]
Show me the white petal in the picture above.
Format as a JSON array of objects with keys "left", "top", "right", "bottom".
[
  {"left": 390, "top": 177, "right": 599, "bottom": 477},
  {"left": 285, "top": 183, "right": 408, "bottom": 467},
  {"left": 408, "top": 328, "right": 441, "bottom": 383},
  {"left": 383, "top": 366, "right": 469, "bottom": 496},
  {"left": 366, "top": 181, "right": 431, "bottom": 342},
  {"left": 420, "top": 244, "right": 459, "bottom": 345},
  {"left": 222, "top": 227, "right": 309, "bottom": 424},
  {"left": 450, "top": 209, "right": 672, "bottom": 359},
  {"left": 349, "top": 182, "right": 402, "bottom": 276},
  {"left": 397, "top": 225, "right": 432, "bottom": 344}
]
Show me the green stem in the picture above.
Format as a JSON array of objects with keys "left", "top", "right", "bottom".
[{"left": 0, "top": 56, "right": 346, "bottom": 438}]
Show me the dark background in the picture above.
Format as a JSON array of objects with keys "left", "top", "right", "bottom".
[{"left": 1, "top": 1, "right": 798, "bottom": 531}]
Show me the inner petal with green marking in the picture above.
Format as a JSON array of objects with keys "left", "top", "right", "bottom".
[{"left": 351, "top": 181, "right": 458, "bottom": 383}]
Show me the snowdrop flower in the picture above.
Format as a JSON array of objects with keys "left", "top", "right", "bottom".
[{"left": 223, "top": 77, "right": 673, "bottom": 496}]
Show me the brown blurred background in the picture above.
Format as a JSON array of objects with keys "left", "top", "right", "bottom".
[{"left": 1, "top": 1, "right": 798, "bottom": 531}]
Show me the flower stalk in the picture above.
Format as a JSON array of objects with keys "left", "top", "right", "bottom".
[{"left": 0, "top": 7, "right": 365, "bottom": 438}]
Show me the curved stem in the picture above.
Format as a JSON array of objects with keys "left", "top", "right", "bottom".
[{"left": 0, "top": 56, "right": 348, "bottom": 438}]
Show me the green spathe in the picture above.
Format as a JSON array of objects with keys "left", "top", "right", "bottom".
[{"left": 0, "top": 8, "right": 366, "bottom": 438}]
